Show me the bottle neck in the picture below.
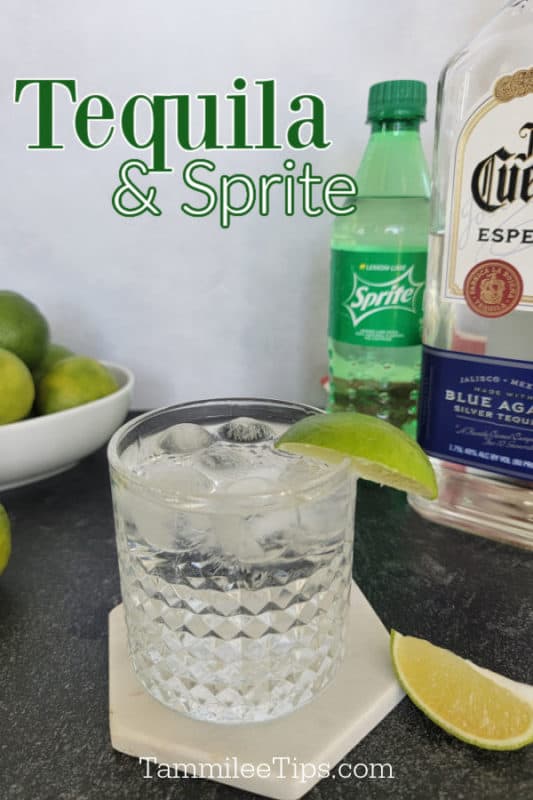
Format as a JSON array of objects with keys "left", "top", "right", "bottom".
[
  {"left": 370, "top": 119, "right": 421, "bottom": 133},
  {"left": 356, "top": 118, "right": 430, "bottom": 198}
]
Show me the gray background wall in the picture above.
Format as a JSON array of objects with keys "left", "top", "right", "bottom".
[{"left": 1, "top": 0, "right": 503, "bottom": 407}]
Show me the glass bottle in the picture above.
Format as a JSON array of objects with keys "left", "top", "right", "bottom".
[{"left": 410, "top": 0, "right": 533, "bottom": 547}]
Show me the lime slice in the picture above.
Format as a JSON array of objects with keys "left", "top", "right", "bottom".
[
  {"left": 391, "top": 631, "right": 533, "bottom": 750},
  {"left": 275, "top": 412, "right": 437, "bottom": 499}
]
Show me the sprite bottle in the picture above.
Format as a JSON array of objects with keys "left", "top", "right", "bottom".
[{"left": 327, "top": 80, "right": 430, "bottom": 437}]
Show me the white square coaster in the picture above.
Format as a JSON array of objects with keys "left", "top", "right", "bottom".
[{"left": 109, "top": 582, "right": 403, "bottom": 800}]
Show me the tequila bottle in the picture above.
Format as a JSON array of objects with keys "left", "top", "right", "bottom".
[{"left": 410, "top": 0, "right": 533, "bottom": 547}]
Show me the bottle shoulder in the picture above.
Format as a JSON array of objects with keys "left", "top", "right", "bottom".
[
  {"left": 439, "top": 2, "right": 533, "bottom": 107},
  {"left": 356, "top": 131, "right": 430, "bottom": 198},
  {"left": 431, "top": 1, "right": 533, "bottom": 231},
  {"left": 331, "top": 197, "right": 430, "bottom": 251}
]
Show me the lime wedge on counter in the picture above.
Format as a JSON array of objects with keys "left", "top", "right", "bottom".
[
  {"left": 391, "top": 631, "right": 533, "bottom": 750},
  {"left": 275, "top": 412, "right": 437, "bottom": 499}
]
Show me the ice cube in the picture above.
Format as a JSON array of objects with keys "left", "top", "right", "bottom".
[
  {"left": 197, "top": 443, "right": 253, "bottom": 477},
  {"left": 225, "top": 477, "right": 277, "bottom": 495},
  {"left": 219, "top": 417, "right": 274, "bottom": 443},
  {"left": 141, "top": 457, "right": 215, "bottom": 497},
  {"left": 214, "top": 514, "right": 266, "bottom": 563},
  {"left": 280, "top": 456, "right": 330, "bottom": 489},
  {"left": 245, "top": 509, "right": 297, "bottom": 559},
  {"left": 117, "top": 491, "right": 176, "bottom": 550},
  {"left": 158, "top": 423, "right": 212, "bottom": 454}
]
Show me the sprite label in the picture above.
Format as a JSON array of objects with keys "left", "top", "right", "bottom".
[{"left": 329, "top": 249, "right": 427, "bottom": 347}]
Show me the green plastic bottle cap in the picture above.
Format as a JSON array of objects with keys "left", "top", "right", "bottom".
[{"left": 367, "top": 80, "right": 427, "bottom": 122}]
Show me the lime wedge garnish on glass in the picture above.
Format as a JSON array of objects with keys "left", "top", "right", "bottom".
[
  {"left": 391, "top": 631, "right": 533, "bottom": 750},
  {"left": 275, "top": 412, "right": 437, "bottom": 499}
]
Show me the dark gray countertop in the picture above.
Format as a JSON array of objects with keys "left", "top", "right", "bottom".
[{"left": 1, "top": 418, "right": 532, "bottom": 800}]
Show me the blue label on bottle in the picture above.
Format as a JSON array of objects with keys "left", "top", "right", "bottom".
[{"left": 418, "top": 345, "right": 533, "bottom": 481}]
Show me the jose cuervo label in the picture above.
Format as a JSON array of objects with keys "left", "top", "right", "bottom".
[
  {"left": 418, "top": 68, "right": 533, "bottom": 481},
  {"left": 443, "top": 68, "right": 533, "bottom": 311}
]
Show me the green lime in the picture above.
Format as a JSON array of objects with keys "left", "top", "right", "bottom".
[
  {"left": 0, "top": 291, "right": 50, "bottom": 369},
  {"left": 275, "top": 411, "right": 437, "bottom": 499},
  {"left": 0, "top": 347, "right": 35, "bottom": 424},
  {"left": 391, "top": 631, "right": 533, "bottom": 750},
  {"left": 37, "top": 356, "right": 118, "bottom": 415},
  {"left": 33, "top": 343, "right": 74, "bottom": 384},
  {"left": 0, "top": 505, "right": 11, "bottom": 575}
]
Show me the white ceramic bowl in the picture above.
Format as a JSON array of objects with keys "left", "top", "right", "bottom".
[{"left": 0, "top": 362, "right": 134, "bottom": 490}]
